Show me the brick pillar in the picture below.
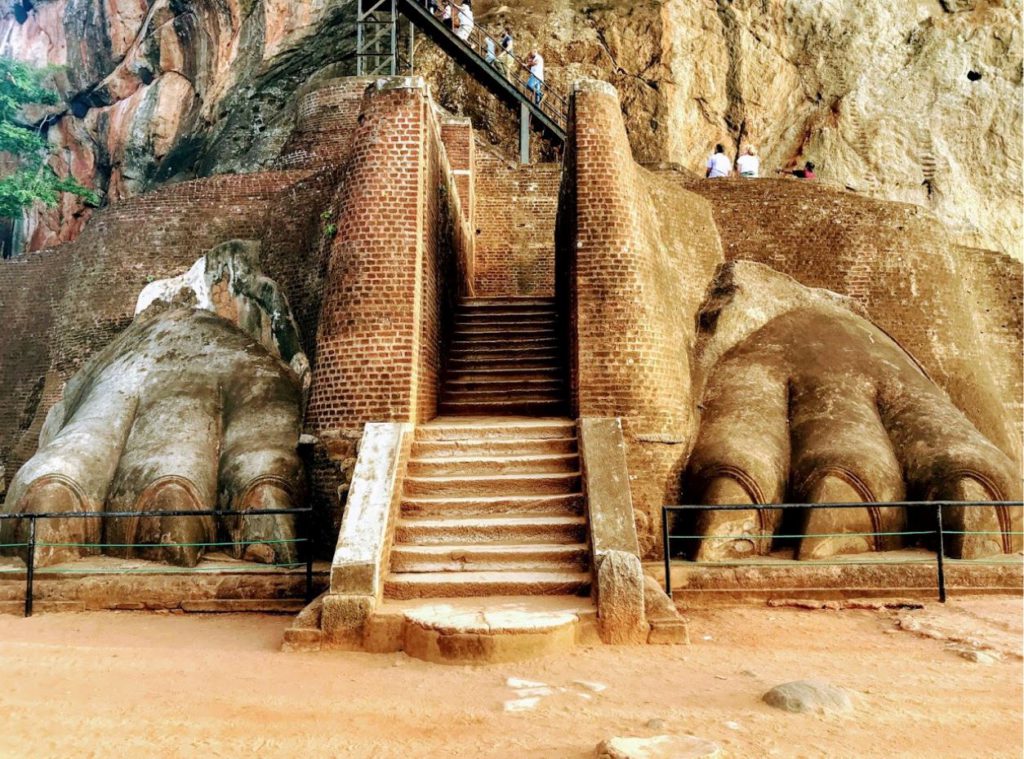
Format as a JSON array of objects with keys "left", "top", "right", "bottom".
[
  {"left": 307, "top": 79, "right": 431, "bottom": 432},
  {"left": 559, "top": 79, "right": 723, "bottom": 555},
  {"left": 440, "top": 117, "right": 474, "bottom": 231}
]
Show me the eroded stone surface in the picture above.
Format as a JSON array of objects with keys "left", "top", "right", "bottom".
[
  {"left": 595, "top": 735, "right": 722, "bottom": 759},
  {"left": 762, "top": 680, "right": 854, "bottom": 714}
]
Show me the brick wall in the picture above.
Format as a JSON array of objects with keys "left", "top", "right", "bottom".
[
  {"left": 0, "top": 246, "right": 74, "bottom": 487},
  {"left": 475, "top": 143, "right": 560, "bottom": 296},
  {"left": 956, "top": 245, "right": 1023, "bottom": 457},
  {"left": 277, "top": 77, "right": 373, "bottom": 169},
  {"left": 307, "top": 78, "right": 472, "bottom": 432}
]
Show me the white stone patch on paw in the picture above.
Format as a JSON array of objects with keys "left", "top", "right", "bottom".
[
  {"left": 573, "top": 679, "right": 607, "bottom": 693},
  {"left": 506, "top": 677, "right": 547, "bottom": 689},
  {"left": 503, "top": 697, "right": 541, "bottom": 712}
]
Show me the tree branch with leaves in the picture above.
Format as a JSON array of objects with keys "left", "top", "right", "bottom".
[{"left": 0, "top": 56, "right": 98, "bottom": 221}]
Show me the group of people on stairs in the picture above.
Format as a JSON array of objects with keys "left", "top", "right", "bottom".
[
  {"left": 423, "top": 0, "right": 547, "bottom": 106},
  {"left": 706, "top": 144, "right": 817, "bottom": 180}
]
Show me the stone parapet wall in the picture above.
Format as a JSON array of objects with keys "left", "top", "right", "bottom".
[{"left": 474, "top": 144, "right": 560, "bottom": 296}]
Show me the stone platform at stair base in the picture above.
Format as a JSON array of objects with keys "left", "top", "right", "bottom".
[
  {"left": 0, "top": 556, "right": 329, "bottom": 614},
  {"left": 283, "top": 595, "right": 601, "bottom": 663},
  {"left": 650, "top": 551, "right": 1024, "bottom": 606}
]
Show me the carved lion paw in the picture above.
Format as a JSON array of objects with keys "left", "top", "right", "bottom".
[
  {"left": 1, "top": 241, "right": 308, "bottom": 567},
  {"left": 685, "top": 262, "right": 1022, "bottom": 561}
]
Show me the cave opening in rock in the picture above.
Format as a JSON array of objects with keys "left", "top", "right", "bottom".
[{"left": 967, "top": 70, "right": 982, "bottom": 81}]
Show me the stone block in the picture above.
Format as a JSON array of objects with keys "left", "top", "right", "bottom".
[
  {"left": 320, "top": 594, "right": 374, "bottom": 649},
  {"left": 596, "top": 550, "right": 648, "bottom": 645}
]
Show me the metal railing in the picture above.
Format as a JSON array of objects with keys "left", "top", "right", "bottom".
[
  {"left": 444, "top": 17, "right": 569, "bottom": 130},
  {"left": 0, "top": 507, "right": 315, "bottom": 617},
  {"left": 397, "top": 0, "right": 569, "bottom": 132},
  {"left": 661, "top": 501, "right": 1024, "bottom": 603}
]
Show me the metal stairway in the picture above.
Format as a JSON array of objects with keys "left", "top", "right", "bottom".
[{"left": 356, "top": 0, "right": 567, "bottom": 160}]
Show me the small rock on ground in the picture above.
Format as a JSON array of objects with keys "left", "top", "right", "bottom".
[
  {"left": 595, "top": 735, "right": 722, "bottom": 759},
  {"left": 762, "top": 680, "right": 853, "bottom": 714}
]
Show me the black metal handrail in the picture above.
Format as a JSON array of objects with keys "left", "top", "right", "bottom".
[
  {"left": 661, "top": 500, "right": 1024, "bottom": 603},
  {"left": 0, "top": 507, "right": 315, "bottom": 616}
]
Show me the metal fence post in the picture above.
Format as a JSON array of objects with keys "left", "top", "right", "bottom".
[
  {"left": 935, "top": 503, "right": 947, "bottom": 603},
  {"left": 24, "top": 516, "right": 36, "bottom": 617},
  {"left": 662, "top": 506, "right": 672, "bottom": 598},
  {"left": 305, "top": 512, "right": 314, "bottom": 603}
]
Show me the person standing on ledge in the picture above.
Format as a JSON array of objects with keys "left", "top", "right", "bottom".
[
  {"left": 526, "top": 50, "right": 545, "bottom": 105},
  {"left": 706, "top": 144, "right": 733, "bottom": 178},
  {"left": 736, "top": 145, "right": 760, "bottom": 178}
]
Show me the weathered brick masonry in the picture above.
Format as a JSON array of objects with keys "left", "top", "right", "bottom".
[
  {"left": 304, "top": 79, "right": 474, "bottom": 539},
  {"left": 556, "top": 80, "right": 722, "bottom": 552},
  {"left": 474, "top": 144, "right": 560, "bottom": 296}
]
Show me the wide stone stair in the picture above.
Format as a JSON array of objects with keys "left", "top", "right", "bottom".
[
  {"left": 440, "top": 297, "right": 567, "bottom": 416},
  {"left": 384, "top": 417, "right": 590, "bottom": 600}
]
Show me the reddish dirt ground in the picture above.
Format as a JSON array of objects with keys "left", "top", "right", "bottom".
[{"left": 0, "top": 595, "right": 1019, "bottom": 758}]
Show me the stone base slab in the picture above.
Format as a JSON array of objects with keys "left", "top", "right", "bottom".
[
  {"left": 645, "top": 549, "right": 1023, "bottom": 606},
  {"left": 0, "top": 555, "right": 329, "bottom": 614}
]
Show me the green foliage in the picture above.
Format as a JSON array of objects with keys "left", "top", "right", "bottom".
[
  {"left": 320, "top": 210, "right": 336, "bottom": 240},
  {"left": 0, "top": 56, "right": 98, "bottom": 219}
]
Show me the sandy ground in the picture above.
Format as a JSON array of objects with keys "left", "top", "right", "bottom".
[{"left": 0, "top": 596, "right": 1019, "bottom": 758}]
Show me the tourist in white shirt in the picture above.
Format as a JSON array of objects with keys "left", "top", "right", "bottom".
[
  {"left": 454, "top": 0, "right": 473, "bottom": 41},
  {"left": 526, "top": 50, "right": 544, "bottom": 105},
  {"left": 706, "top": 144, "right": 732, "bottom": 179},
  {"left": 736, "top": 145, "right": 760, "bottom": 178}
]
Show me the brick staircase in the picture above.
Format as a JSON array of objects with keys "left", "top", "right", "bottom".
[
  {"left": 382, "top": 297, "right": 590, "bottom": 626},
  {"left": 440, "top": 297, "right": 567, "bottom": 416}
]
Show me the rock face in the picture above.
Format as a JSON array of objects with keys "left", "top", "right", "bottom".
[
  {"left": 409, "top": 0, "right": 1024, "bottom": 260},
  {"left": 2, "top": 0, "right": 357, "bottom": 250},
  {"left": 5, "top": 0, "right": 1021, "bottom": 258}
]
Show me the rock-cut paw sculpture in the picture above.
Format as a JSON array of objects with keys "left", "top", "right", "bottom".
[
  {"left": 685, "top": 262, "right": 1022, "bottom": 562},
  {"left": 1, "top": 240, "right": 310, "bottom": 567}
]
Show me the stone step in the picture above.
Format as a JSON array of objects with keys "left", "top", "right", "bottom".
[
  {"left": 394, "top": 515, "right": 586, "bottom": 544},
  {"left": 448, "top": 346, "right": 561, "bottom": 360},
  {"left": 384, "top": 570, "right": 591, "bottom": 600},
  {"left": 441, "top": 389, "right": 564, "bottom": 405},
  {"left": 455, "top": 309, "right": 556, "bottom": 320},
  {"left": 390, "top": 543, "right": 589, "bottom": 573},
  {"left": 415, "top": 418, "right": 576, "bottom": 441},
  {"left": 446, "top": 360, "right": 563, "bottom": 373},
  {"left": 453, "top": 324, "right": 556, "bottom": 336},
  {"left": 404, "top": 470, "right": 581, "bottom": 497},
  {"left": 442, "top": 377, "right": 564, "bottom": 392},
  {"left": 450, "top": 336, "right": 559, "bottom": 349},
  {"left": 412, "top": 436, "right": 576, "bottom": 458},
  {"left": 364, "top": 595, "right": 597, "bottom": 664},
  {"left": 458, "top": 298, "right": 555, "bottom": 309},
  {"left": 445, "top": 368, "right": 563, "bottom": 382},
  {"left": 401, "top": 493, "right": 584, "bottom": 517},
  {"left": 408, "top": 453, "right": 579, "bottom": 477},
  {"left": 438, "top": 398, "right": 568, "bottom": 415}
]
